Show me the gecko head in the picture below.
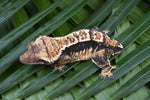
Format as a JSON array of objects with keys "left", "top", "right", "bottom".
[
  {"left": 112, "top": 42, "right": 123, "bottom": 55},
  {"left": 19, "top": 41, "right": 42, "bottom": 64},
  {"left": 105, "top": 35, "right": 123, "bottom": 55},
  {"left": 103, "top": 35, "right": 123, "bottom": 55},
  {"left": 19, "top": 38, "right": 50, "bottom": 64}
]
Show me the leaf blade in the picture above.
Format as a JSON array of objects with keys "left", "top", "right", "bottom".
[
  {"left": 39, "top": 0, "right": 149, "bottom": 99},
  {"left": 0, "top": 65, "right": 43, "bottom": 94},
  {"left": 0, "top": 0, "right": 63, "bottom": 53},
  {"left": 0, "top": 0, "right": 30, "bottom": 24},
  {"left": 44, "top": 61, "right": 98, "bottom": 99},
  {"left": 8, "top": 0, "right": 122, "bottom": 98},
  {"left": 76, "top": 39, "right": 150, "bottom": 99},
  {"left": 110, "top": 64, "right": 150, "bottom": 100},
  {"left": 0, "top": 0, "right": 89, "bottom": 75},
  {"left": 16, "top": 63, "right": 78, "bottom": 99},
  {"left": 116, "top": 11, "right": 150, "bottom": 48},
  {"left": 75, "top": 0, "right": 121, "bottom": 29},
  {"left": 100, "top": 0, "right": 140, "bottom": 34}
]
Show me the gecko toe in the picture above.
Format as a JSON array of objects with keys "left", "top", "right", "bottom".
[
  {"left": 108, "top": 74, "right": 114, "bottom": 79},
  {"left": 52, "top": 68, "right": 57, "bottom": 72},
  {"left": 59, "top": 69, "right": 65, "bottom": 73},
  {"left": 99, "top": 74, "right": 106, "bottom": 79}
]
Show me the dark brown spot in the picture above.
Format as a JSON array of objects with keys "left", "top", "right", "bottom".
[
  {"left": 51, "top": 42, "right": 54, "bottom": 46},
  {"left": 93, "top": 56, "right": 106, "bottom": 65},
  {"left": 64, "top": 39, "right": 68, "bottom": 45},
  {"left": 89, "top": 30, "right": 93, "bottom": 40},
  {"left": 72, "top": 38, "right": 75, "bottom": 42},
  {"left": 73, "top": 33, "right": 79, "bottom": 41},
  {"left": 67, "top": 37, "right": 72, "bottom": 41},
  {"left": 101, "top": 31, "right": 105, "bottom": 34},
  {"left": 41, "top": 39, "right": 46, "bottom": 45},
  {"left": 41, "top": 39, "right": 50, "bottom": 57},
  {"left": 67, "top": 37, "right": 75, "bottom": 42},
  {"left": 102, "top": 65, "right": 109, "bottom": 69},
  {"left": 31, "top": 45, "right": 40, "bottom": 54}
]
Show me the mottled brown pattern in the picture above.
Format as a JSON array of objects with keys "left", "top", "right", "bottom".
[
  {"left": 68, "top": 47, "right": 95, "bottom": 63},
  {"left": 20, "top": 27, "right": 123, "bottom": 79}
]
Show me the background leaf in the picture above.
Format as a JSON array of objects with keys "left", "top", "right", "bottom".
[
  {"left": 0, "top": 0, "right": 89, "bottom": 75},
  {"left": 110, "top": 64, "right": 150, "bottom": 100},
  {"left": 16, "top": 62, "right": 78, "bottom": 99},
  {"left": 0, "top": 0, "right": 63, "bottom": 56},
  {"left": 12, "top": 0, "right": 121, "bottom": 99},
  {"left": 75, "top": 0, "right": 121, "bottom": 29},
  {"left": 76, "top": 39, "right": 150, "bottom": 99},
  {"left": 0, "top": 0, "right": 149, "bottom": 100},
  {"left": 43, "top": 0, "right": 148, "bottom": 98},
  {"left": 0, "top": 0, "right": 30, "bottom": 24}
]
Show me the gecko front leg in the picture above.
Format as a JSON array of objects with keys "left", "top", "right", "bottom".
[
  {"left": 52, "top": 64, "right": 67, "bottom": 73},
  {"left": 91, "top": 49, "right": 118, "bottom": 79},
  {"left": 52, "top": 55, "right": 71, "bottom": 72}
]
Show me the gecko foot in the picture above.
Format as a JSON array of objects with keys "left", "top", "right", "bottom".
[{"left": 99, "top": 65, "right": 119, "bottom": 79}]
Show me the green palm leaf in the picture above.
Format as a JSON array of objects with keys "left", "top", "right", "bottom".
[
  {"left": 42, "top": 11, "right": 150, "bottom": 99},
  {"left": 75, "top": 0, "right": 121, "bottom": 29},
  {"left": 100, "top": 0, "right": 140, "bottom": 33},
  {"left": 0, "top": 0, "right": 88, "bottom": 75},
  {"left": 77, "top": 39, "right": 150, "bottom": 99},
  {"left": 0, "top": 0, "right": 149, "bottom": 100},
  {"left": 110, "top": 64, "right": 150, "bottom": 100},
  {"left": 0, "top": 0, "right": 63, "bottom": 54},
  {"left": 11, "top": 0, "right": 121, "bottom": 98},
  {"left": 16, "top": 63, "right": 78, "bottom": 98},
  {"left": 0, "top": 0, "right": 30, "bottom": 24}
]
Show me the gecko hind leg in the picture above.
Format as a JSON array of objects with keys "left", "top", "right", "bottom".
[
  {"left": 52, "top": 64, "right": 68, "bottom": 73},
  {"left": 52, "top": 55, "right": 71, "bottom": 72},
  {"left": 91, "top": 49, "right": 119, "bottom": 79},
  {"left": 99, "top": 65, "right": 119, "bottom": 79}
]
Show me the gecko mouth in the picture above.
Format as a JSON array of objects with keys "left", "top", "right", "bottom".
[{"left": 19, "top": 54, "right": 34, "bottom": 64}]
